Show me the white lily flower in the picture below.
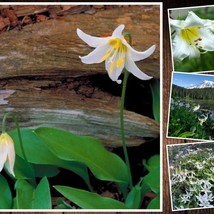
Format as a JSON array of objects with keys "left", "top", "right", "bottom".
[
  {"left": 0, "top": 132, "right": 15, "bottom": 176},
  {"left": 77, "top": 24, "right": 155, "bottom": 83},
  {"left": 170, "top": 11, "right": 214, "bottom": 61}
]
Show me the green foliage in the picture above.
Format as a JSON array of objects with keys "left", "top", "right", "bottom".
[
  {"left": 147, "top": 194, "right": 160, "bottom": 209},
  {"left": 14, "top": 155, "right": 35, "bottom": 179},
  {"left": 168, "top": 98, "right": 214, "bottom": 139},
  {"left": 150, "top": 79, "right": 160, "bottom": 122},
  {"left": 33, "top": 177, "right": 52, "bottom": 209},
  {"left": 15, "top": 177, "right": 51, "bottom": 209},
  {"left": 124, "top": 155, "right": 161, "bottom": 209},
  {"left": 54, "top": 198, "right": 72, "bottom": 209},
  {"left": 0, "top": 174, "right": 12, "bottom": 209},
  {"left": 35, "top": 127, "right": 129, "bottom": 184},
  {"left": 15, "top": 179, "right": 34, "bottom": 209},
  {"left": 143, "top": 155, "right": 160, "bottom": 209},
  {"left": 125, "top": 184, "right": 143, "bottom": 209},
  {"left": 1, "top": 122, "right": 159, "bottom": 210},
  {"left": 54, "top": 185, "right": 127, "bottom": 209},
  {"left": 174, "top": 51, "right": 214, "bottom": 72},
  {"left": 10, "top": 128, "right": 91, "bottom": 187},
  {"left": 143, "top": 155, "right": 160, "bottom": 194},
  {"left": 168, "top": 143, "right": 214, "bottom": 210}
]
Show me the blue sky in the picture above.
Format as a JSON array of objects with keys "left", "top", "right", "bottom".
[{"left": 172, "top": 72, "right": 214, "bottom": 88}]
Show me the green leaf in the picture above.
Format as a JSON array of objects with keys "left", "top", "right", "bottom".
[
  {"left": 15, "top": 179, "right": 34, "bottom": 209},
  {"left": 33, "top": 164, "right": 60, "bottom": 178},
  {"left": 54, "top": 185, "right": 127, "bottom": 209},
  {"left": 125, "top": 185, "right": 142, "bottom": 209},
  {"left": 143, "top": 154, "right": 160, "bottom": 172},
  {"left": 12, "top": 197, "right": 18, "bottom": 209},
  {"left": 55, "top": 198, "right": 72, "bottom": 209},
  {"left": 150, "top": 80, "right": 160, "bottom": 122},
  {"left": 0, "top": 174, "right": 12, "bottom": 209},
  {"left": 14, "top": 155, "right": 35, "bottom": 179},
  {"left": 10, "top": 128, "right": 91, "bottom": 187},
  {"left": 147, "top": 194, "right": 160, "bottom": 209},
  {"left": 143, "top": 155, "right": 160, "bottom": 194},
  {"left": 35, "top": 127, "right": 129, "bottom": 184},
  {"left": 178, "top": 131, "right": 195, "bottom": 138},
  {"left": 33, "top": 177, "right": 52, "bottom": 209},
  {"left": 15, "top": 177, "right": 52, "bottom": 209}
]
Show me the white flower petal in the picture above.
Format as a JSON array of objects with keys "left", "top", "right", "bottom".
[
  {"left": 80, "top": 43, "right": 110, "bottom": 64},
  {"left": 184, "top": 11, "right": 204, "bottom": 28},
  {"left": 77, "top": 28, "right": 108, "bottom": 48},
  {"left": 198, "top": 28, "right": 214, "bottom": 51},
  {"left": 105, "top": 56, "right": 125, "bottom": 82},
  {"left": 170, "top": 19, "right": 183, "bottom": 29},
  {"left": 0, "top": 141, "right": 8, "bottom": 172},
  {"left": 112, "top": 24, "right": 125, "bottom": 38},
  {"left": 127, "top": 44, "right": 156, "bottom": 61},
  {"left": 4, "top": 142, "right": 15, "bottom": 176},
  {"left": 172, "top": 33, "right": 200, "bottom": 61},
  {"left": 125, "top": 55, "right": 152, "bottom": 80}
]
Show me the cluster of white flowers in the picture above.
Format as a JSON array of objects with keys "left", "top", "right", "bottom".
[
  {"left": 169, "top": 144, "right": 214, "bottom": 210},
  {"left": 170, "top": 98, "right": 212, "bottom": 126},
  {"left": 170, "top": 11, "right": 214, "bottom": 61}
]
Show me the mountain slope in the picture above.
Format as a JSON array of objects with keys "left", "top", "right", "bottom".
[{"left": 187, "top": 80, "right": 214, "bottom": 89}]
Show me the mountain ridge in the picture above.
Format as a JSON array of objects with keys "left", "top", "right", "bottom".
[{"left": 187, "top": 80, "right": 214, "bottom": 89}]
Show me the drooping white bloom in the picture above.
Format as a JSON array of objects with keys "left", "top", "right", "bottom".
[
  {"left": 0, "top": 132, "right": 15, "bottom": 176},
  {"left": 77, "top": 24, "right": 155, "bottom": 83},
  {"left": 170, "top": 11, "right": 214, "bottom": 61}
]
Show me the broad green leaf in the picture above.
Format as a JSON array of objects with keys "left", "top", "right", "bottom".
[
  {"left": 0, "top": 174, "right": 12, "bottom": 209},
  {"left": 143, "top": 154, "right": 160, "bottom": 172},
  {"left": 143, "top": 169, "right": 160, "bottom": 193},
  {"left": 15, "top": 177, "right": 52, "bottom": 209},
  {"left": 35, "top": 127, "right": 129, "bottom": 184},
  {"left": 33, "top": 164, "right": 60, "bottom": 178},
  {"left": 125, "top": 185, "right": 142, "bottom": 209},
  {"left": 33, "top": 177, "right": 52, "bottom": 209},
  {"left": 143, "top": 155, "right": 160, "bottom": 194},
  {"left": 14, "top": 155, "right": 35, "bottom": 179},
  {"left": 15, "top": 179, "right": 34, "bottom": 209},
  {"left": 10, "top": 128, "right": 90, "bottom": 187},
  {"left": 54, "top": 185, "right": 127, "bottom": 209},
  {"left": 147, "top": 194, "right": 160, "bottom": 209}
]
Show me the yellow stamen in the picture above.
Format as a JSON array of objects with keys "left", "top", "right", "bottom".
[
  {"left": 109, "top": 38, "right": 128, "bottom": 53},
  {"left": 116, "top": 59, "right": 122, "bottom": 68},
  {"left": 100, "top": 50, "right": 111, "bottom": 62},
  {"left": 110, "top": 61, "right": 114, "bottom": 74},
  {"left": 180, "top": 26, "right": 200, "bottom": 45}
]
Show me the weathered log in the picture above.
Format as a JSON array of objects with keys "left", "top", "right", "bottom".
[
  {"left": 0, "top": 5, "right": 160, "bottom": 147},
  {"left": 0, "top": 5, "right": 159, "bottom": 79},
  {"left": 0, "top": 76, "right": 159, "bottom": 147}
]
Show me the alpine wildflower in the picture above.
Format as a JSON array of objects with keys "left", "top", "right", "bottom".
[{"left": 77, "top": 24, "right": 155, "bottom": 83}]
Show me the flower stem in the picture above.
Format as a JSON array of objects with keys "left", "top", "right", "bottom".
[
  {"left": 2, "top": 112, "right": 28, "bottom": 162},
  {"left": 120, "top": 70, "right": 133, "bottom": 188}
]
